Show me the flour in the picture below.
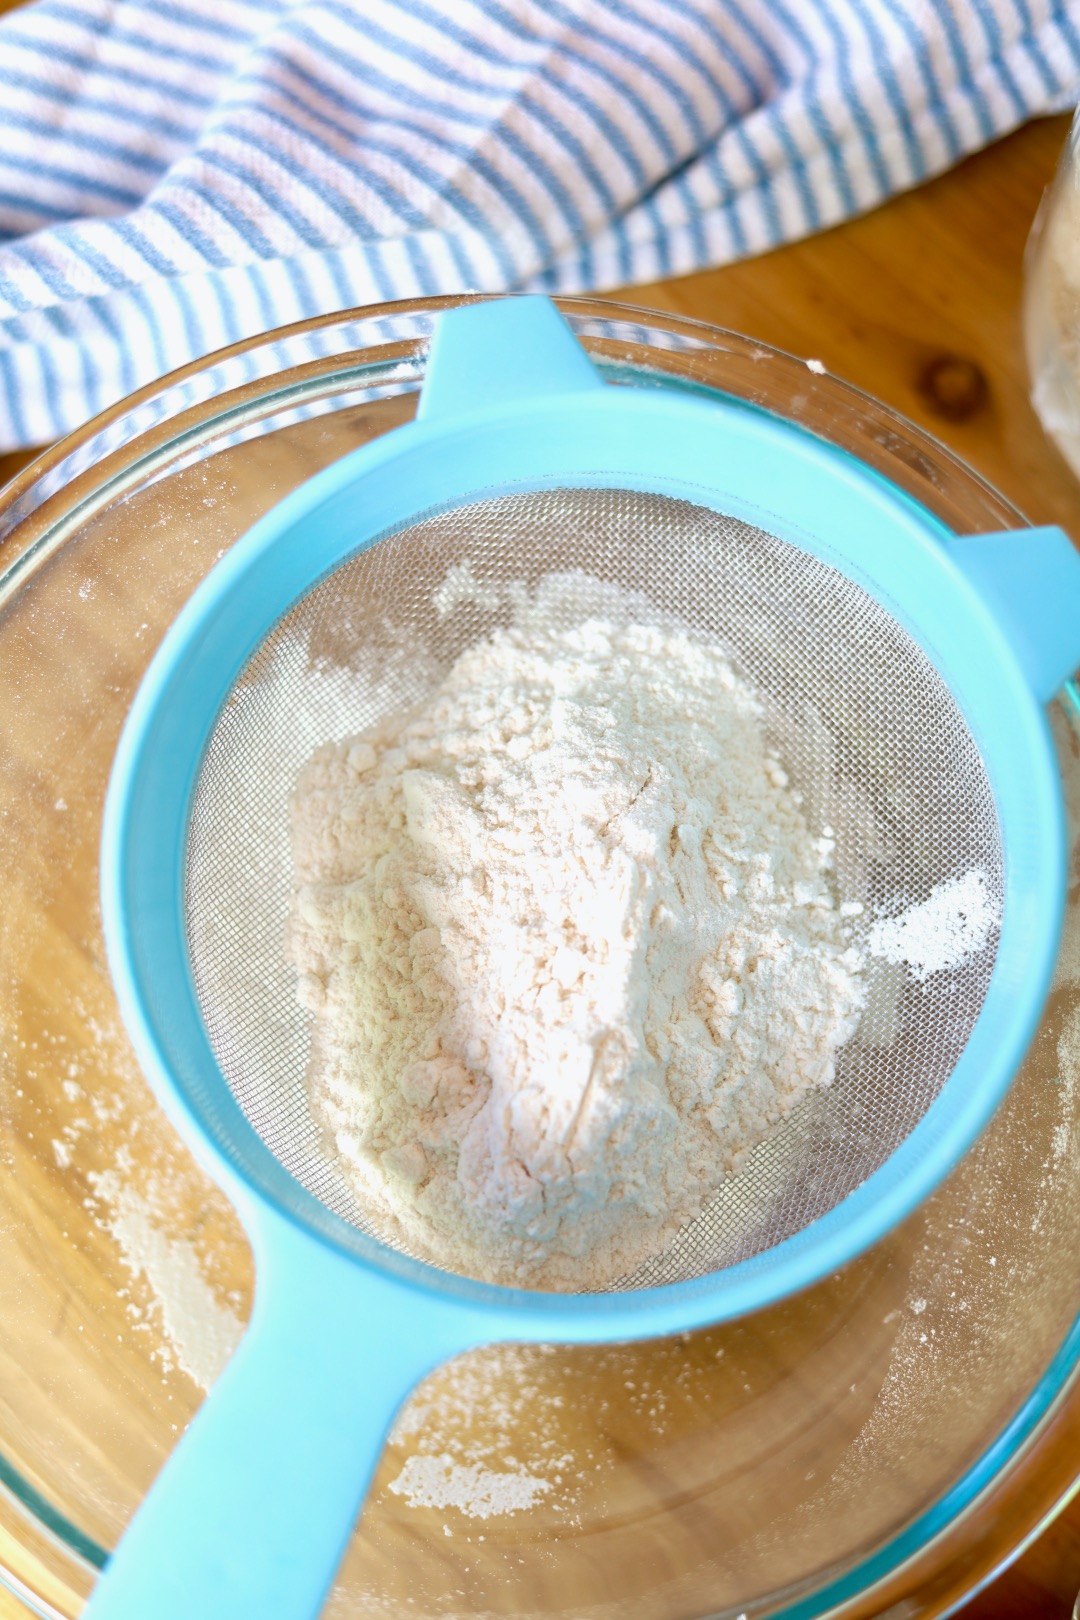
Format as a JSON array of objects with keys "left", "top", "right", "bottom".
[
  {"left": 288, "top": 577, "right": 865, "bottom": 1289},
  {"left": 89, "top": 1169, "right": 245, "bottom": 1388},
  {"left": 432, "top": 561, "right": 503, "bottom": 618},
  {"left": 39, "top": 1002, "right": 249, "bottom": 1391},
  {"left": 387, "top": 1454, "right": 550, "bottom": 1518},
  {"left": 867, "top": 869, "right": 997, "bottom": 983}
]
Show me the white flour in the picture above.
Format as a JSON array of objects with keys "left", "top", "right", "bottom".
[
  {"left": 387, "top": 1454, "right": 550, "bottom": 1518},
  {"left": 867, "top": 869, "right": 996, "bottom": 983},
  {"left": 289, "top": 577, "right": 864, "bottom": 1289},
  {"left": 89, "top": 1169, "right": 244, "bottom": 1388}
]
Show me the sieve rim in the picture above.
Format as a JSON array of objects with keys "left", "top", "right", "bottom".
[{"left": 100, "top": 383, "right": 1068, "bottom": 1330}]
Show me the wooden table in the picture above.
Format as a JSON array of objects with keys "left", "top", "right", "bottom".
[{"left": 2, "top": 113, "right": 1080, "bottom": 1620}]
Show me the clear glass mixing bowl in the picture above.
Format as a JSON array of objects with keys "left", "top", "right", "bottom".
[{"left": 2, "top": 295, "right": 1080, "bottom": 1620}]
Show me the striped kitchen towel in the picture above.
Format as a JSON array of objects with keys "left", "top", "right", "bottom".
[{"left": 0, "top": 0, "right": 1078, "bottom": 449}]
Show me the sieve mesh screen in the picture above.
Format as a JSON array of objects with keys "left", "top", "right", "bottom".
[{"left": 185, "top": 488, "right": 1002, "bottom": 1291}]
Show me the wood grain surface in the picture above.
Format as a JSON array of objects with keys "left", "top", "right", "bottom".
[{"left": 1, "top": 106, "right": 1080, "bottom": 1620}]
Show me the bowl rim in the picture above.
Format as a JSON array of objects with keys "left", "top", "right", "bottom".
[{"left": 1, "top": 292, "right": 1076, "bottom": 1620}]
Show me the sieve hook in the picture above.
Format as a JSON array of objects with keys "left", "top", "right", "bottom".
[
  {"left": 948, "top": 526, "right": 1080, "bottom": 703},
  {"left": 417, "top": 294, "right": 606, "bottom": 422}
]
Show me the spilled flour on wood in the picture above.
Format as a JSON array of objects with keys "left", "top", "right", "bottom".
[
  {"left": 383, "top": 1342, "right": 581, "bottom": 1521},
  {"left": 88, "top": 1168, "right": 244, "bottom": 1389},
  {"left": 43, "top": 1005, "right": 249, "bottom": 1393},
  {"left": 387, "top": 1454, "right": 551, "bottom": 1518}
]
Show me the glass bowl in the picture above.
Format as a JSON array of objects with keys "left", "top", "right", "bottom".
[{"left": 2, "top": 296, "right": 1080, "bottom": 1620}]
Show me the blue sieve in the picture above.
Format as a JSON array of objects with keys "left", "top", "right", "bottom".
[{"left": 92, "top": 297, "right": 1080, "bottom": 1619}]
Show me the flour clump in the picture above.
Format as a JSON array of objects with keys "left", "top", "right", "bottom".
[{"left": 287, "top": 576, "right": 865, "bottom": 1289}]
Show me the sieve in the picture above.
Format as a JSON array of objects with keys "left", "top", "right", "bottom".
[{"left": 94, "top": 297, "right": 1080, "bottom": 1619}]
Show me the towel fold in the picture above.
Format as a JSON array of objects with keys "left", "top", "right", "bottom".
[{"left": 0, "top": 0, "right": 1077, "bottom": 449}]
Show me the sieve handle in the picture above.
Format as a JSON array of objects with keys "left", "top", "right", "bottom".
[
  {"left": 84, "top": 1209, "right": 484, "bottom": 1620},
  {"left": 417, "top": 295, "right": 605, "bottom": 422}
]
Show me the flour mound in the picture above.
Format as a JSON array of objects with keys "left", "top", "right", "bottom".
[{"left": 288, "top": 586, "right": 865, "bottom": 1289}]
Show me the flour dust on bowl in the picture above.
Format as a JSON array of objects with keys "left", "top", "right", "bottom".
[{"left": 95, "top": 296, "right": 1080, "bottom": 1619}]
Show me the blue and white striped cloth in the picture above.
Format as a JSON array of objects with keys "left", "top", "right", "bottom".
[{"left": 0, "top": 0, "right": 1078, "bottom": 449}]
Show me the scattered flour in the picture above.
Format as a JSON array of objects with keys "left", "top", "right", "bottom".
[
  {"left": 88, "top": 1169, "right": 244, "bottom": 1389},
  {"left": 867, "top": 869, "right": 997, "bottom": 983},
  {"left": 38, "top": 1004, "right": 250, "bottom": 1392},
  {"left": 387, "top": 1453, "right": 550, "bottom": 1518},
  {"left": 288, "top": 575, "right": 865, "bottom": 1289},
  {"left": 379, "top": 1340, "right": 587, "bottom": 1525},
  {"left": 432, "top": 561, "right": 503, "bottom": 618},
  {"left": 1053, "top": 1001, "right": 1080, "bottom": 1166}
]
